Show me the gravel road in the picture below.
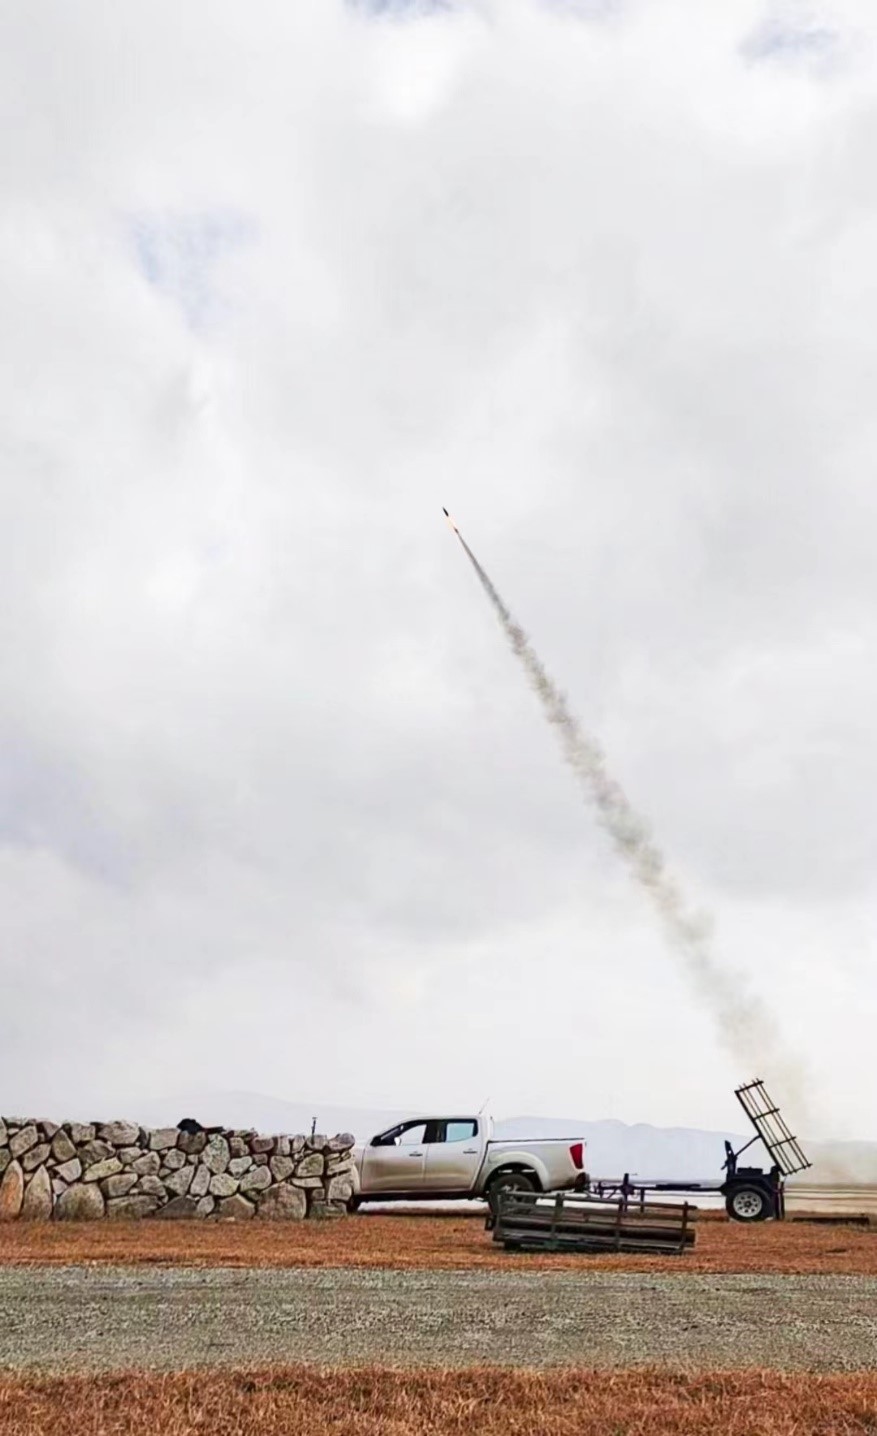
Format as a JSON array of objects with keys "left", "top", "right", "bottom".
[{"left": 1, "top": 1266, "right": 876, "bottom": 1373}]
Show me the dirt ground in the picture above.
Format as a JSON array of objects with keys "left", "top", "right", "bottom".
[
  {"left": 2, "top": 1265, "right": 875, "bottom": 1373},
  {"left": 2, "top": 1209, "right": 876, "bottom": 1275},
  {"left": 2, "top": 1366, "right": 877, "bottom": 1436}
]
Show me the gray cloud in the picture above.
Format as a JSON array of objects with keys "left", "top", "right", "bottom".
[{"left": 1, "top": 0, "right": 875, "bottom": 1138}]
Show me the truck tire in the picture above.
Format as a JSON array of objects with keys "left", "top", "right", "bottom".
[
  {"left": 726, "top": 1184, "right": 772, "bottom": 1222},
  {"left": 486, "top": 1169, "right": 538, "bottom": 1213}
]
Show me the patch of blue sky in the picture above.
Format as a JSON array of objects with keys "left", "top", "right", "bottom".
[
  {"left": 348, "top": 0, "right": 619, "bottom": 17},
  {"left": 741, "top": 16, "right": 840, "bottom": 65},
  {"left": 0, "top": 742, "right": 134, "bottom": 890},
  {"left": 347, "top": 0, "right": 453, "bottom": 15},
  {"left": 129, "top": 208, "right": 256, "bottom": 332},
  {"left": 542, "top": 0, "right": 622, "bottom": 16}
]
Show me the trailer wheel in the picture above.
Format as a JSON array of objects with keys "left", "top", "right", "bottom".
[
  {"left": 486, "top": 1170, "right": 538, "bottom": 1214},
  {"left": 726, "top": 1185, "right": 771, "bottom": 1222}
]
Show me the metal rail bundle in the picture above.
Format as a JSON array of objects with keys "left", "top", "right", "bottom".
[{"left": 489, "top": 1189, "right": 698, "bottom": 1256}]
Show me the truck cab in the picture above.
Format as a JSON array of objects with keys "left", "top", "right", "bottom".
[{"left": 359, "top": 1116, "right": 485, "bottom": 1196}]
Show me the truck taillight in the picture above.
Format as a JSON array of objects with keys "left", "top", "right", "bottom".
[{"left": 569, "top": 1142, "right": 584, "bottom": 1171}]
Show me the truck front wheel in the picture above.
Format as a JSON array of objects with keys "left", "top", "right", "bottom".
[
  {"left": 486, "top": 1170, "right": 538, "bottom": 1213},
  {"left": 726, "top": 1184, "right": 772, "bottom": 1222}
]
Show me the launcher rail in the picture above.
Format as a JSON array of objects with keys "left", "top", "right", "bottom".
[{"left": 489, "top": 1189, "right": 698, "bottom": 1256}]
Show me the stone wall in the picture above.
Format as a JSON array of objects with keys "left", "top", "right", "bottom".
[{"left": 0, "top": 1116, "right": 355, "bottom": 1221}]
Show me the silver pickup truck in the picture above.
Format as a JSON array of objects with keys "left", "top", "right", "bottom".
[{"left": 349, "top": 1114, "right": 587, "bottom": 1208}]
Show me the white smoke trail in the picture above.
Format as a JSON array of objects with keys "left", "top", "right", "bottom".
[{"left": 457, "top": 533, "right": 812, "bottom": 1115}]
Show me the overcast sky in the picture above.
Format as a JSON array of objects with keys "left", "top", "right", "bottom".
[{"left": 2, "top": 0, "right": 875, "bottom": 1140}]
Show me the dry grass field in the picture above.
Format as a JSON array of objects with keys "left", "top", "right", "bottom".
[
  {"left": 5, "top": 1211, "right": 877, "bottom": 1432},
  {"left": 1, "top": 1366, "right": 877, "bottom": 1436},
  {"left": 1, "top": 1209, "right": 876, "bottom": 1275}
]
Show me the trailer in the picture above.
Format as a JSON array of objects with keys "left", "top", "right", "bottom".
[{"left": 589, "top": 1079, "right": 811, "bottom": 1223}]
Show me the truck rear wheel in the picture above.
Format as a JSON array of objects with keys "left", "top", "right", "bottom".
[
  {"left": 726, "top": 1184, "right": 772, "bottom": 1222},
  {"left": 486, "top": 1170, "right": 538, "bottom": 1213}
]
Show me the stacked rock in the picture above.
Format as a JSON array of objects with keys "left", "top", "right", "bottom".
[{"left": 0, "top": 1117, "right": 355, "bottom": 1220}]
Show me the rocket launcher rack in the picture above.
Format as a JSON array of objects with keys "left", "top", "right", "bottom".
[{"left": 731, "top": 1079, "right": 811, "bottom": 1178}]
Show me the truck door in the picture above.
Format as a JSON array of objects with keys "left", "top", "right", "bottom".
[
  {"left": 359, "top": 1120, "right": 429, "bottom": 1194},
  {"left": 422, "top": 1119, "right": 482, "bottom": 1192}
]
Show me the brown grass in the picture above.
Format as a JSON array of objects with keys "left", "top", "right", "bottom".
[
  {"left": 2, "top": 1366, "right": 877, "bottom": 1435},
  {"left": 1, "top": 1209, "right": 876, "bottom": 1274}
]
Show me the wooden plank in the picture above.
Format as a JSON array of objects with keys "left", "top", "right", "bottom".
[
  {"left": 494, "top": 1213, "right": 696, "bottom": 1238},
  {"left": 496, "top": 1225, "right": 693, "bottom": 1253},
  {"left": 504, "top": 1209, "right": 698, "bottom": 1228},
  {"left": 494, "top": 1204, "right": 697, "bottom": 1233},
  {"left": 503, "top": 1239, "right": 689, "bottom": 1255},
  {"left": 495, "top": 1226, "right": 695, "bottom": 1250},
  {"left": 493, "top": 1222, "right": 694, "bottom": 1242},
  {"left": 497, "top": 1196, "right": 699, "bottom": 1218}
]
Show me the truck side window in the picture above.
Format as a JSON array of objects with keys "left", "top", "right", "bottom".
[
  {"left": 396, "top": 1123, "right": 427, "bottom": 1146},
  {"left": 372, "top": 1122, "right": 425, "bottom": 1147},
  {"left": 445, "top": 1121, "right": 477, "bottom": 1143}
]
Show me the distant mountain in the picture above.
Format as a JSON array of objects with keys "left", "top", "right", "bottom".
[
  {"left": 494, "top": 1115, "right": 745, "bottom": 1180},
  {"left": 125, "top": 1090, "right": 409, "bottom": 1142},
  {"left": 117, "top": 1090, "right": 877, "bottom": 1183},
  {"left": 495, "top": 1116, "right": 877, "bottom": 1184}
]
